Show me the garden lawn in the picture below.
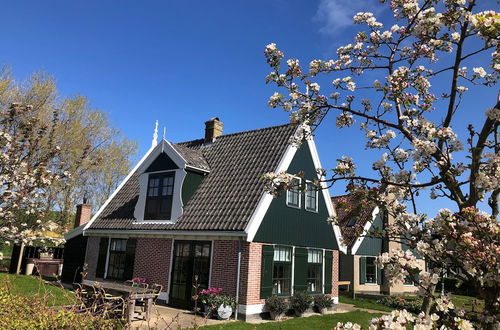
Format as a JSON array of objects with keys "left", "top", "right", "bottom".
[
  {"left": 0, "top": 273, "right": 76, "bottom": 306},
  {"left": 199, "top": 311, "right": 383, "bottom": 329},
  {"left": 339, "top": 295, "right": 393, "bottom": 312}
]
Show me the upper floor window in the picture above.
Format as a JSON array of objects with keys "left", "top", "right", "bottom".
[
  {"left": 145, "top": 172, "right": 175, "bottom": 220},
  {"left": 286, "top": 178, "right": 301, "bottom": 209},
  {"left": 305, "top": 181, "right": 318, "bottom": 212}
]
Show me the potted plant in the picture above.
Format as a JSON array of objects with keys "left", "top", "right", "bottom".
[
  {"left": 198, "top": 288, "right": 222, "bottom": 316},
  {"left": 313, "top": 294, "right": 333, "bottom": 314},
  {"left": 290, "top": 291, "right": 312, "bottom": 317},
  {"left": 214, "top": 295, "right": 236, "bottom": 320},
  {"left": 265, "top": 296, "right": 288, "bottom": 321}
]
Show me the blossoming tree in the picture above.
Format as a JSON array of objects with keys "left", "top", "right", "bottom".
[
  {"left": 0, "top": 104, "right": 70, "bottom": 257},
  {"left": 263, "top": 0, "right": 498, "bottom": 328}
]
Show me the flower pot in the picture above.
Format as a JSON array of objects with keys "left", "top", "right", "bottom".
[
  {"left": 217, "top": 304, "right": 233, "bottom": 320},
  {"left": 269, "top": 310, "right": 284, "bottom": 321},
  {"left": 319, "top": 307, "right": 328, "bottom": 314}
]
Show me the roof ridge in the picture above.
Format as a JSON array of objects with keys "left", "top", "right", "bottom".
[{"left": 174, "top": 122, "right": 294, "bottom": 146}]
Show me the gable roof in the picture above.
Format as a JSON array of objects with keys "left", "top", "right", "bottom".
[
  {"left": 86, "top": 123, "right": 297, "bottom": 232},
  {"left": 331, "top": 194, "right": 377, "bottom": 248}
]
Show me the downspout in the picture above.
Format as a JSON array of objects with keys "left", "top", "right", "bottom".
[{"left": 234, "top": 239, "right": 242, "bottom": 321}]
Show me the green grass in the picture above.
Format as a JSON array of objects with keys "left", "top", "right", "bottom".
[
  {"left": 199, "top": 311, "right": 383, "bottom": 329},
  {"left": 0, "top": 273, "right": 76, "bottom": 306},
  {"left": 339, "top": 295, "right": 393, "bottom": 312},
  {"left": 450, "top": 294, "right": 484, "bottom": 312}
]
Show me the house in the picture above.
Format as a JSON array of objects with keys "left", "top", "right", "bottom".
[
  {"left": 64, "top": 118, "right": 345, "bottom": 320},
  {"left": 333, "top": 194, "right": 424, "bottom": 296}
]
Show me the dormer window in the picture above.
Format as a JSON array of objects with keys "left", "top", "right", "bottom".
[{"left": 144, "top": 172, "right": 175, "bottom": 220}]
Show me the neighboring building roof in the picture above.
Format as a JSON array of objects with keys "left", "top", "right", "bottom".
[
  {"left": 331, "top": 194, "right": 376, "bottom": 248},
  {"left": 87, "top": 123, "right": 296, "bottom": 232}
]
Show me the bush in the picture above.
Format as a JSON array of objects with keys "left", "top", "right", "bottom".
[
  {"left": 265, "top": 296, "right": 289, "bottom": 315},
  {"left": 0, "top": 285, "right": 121, "bottom": 329},
  {"left": 313, "top": 294, "right": 333, "bottom": 310},
  {"left": 377, "top": 295, "right": 423, "bottom": 314},
  {"left": 290, "top": 291, "right": 312, "bottom": 314},
  {"left": 213, "top": 294, "right": 236, "bottom": 308}
]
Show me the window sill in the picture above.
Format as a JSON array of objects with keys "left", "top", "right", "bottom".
[
  {"left": 286, "top": 203, "right": 301, "bottom": 210},
  {"left": 133, "top": 220, "right": 176, "bottom": 224},
  {"left": 363, "top": 283, "right": 379, "bottom": 286},
  {"left": 305, "top": 208, "right": 318, "bottom": 213}
]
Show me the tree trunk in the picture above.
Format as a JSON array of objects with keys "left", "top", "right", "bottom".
[
  {"left": 481, "top": 288, "right": 500, "bottom": 330},
  {"left": 421, "top": 284, "right": 436, "bottom": 316}
]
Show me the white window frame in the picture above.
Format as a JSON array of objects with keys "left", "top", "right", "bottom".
[
  {"left": 286, "top": 177, "right": 302, "bottom": 209},
  {"left": 304, "top": 180, "right": 318, "bottom": 213}
]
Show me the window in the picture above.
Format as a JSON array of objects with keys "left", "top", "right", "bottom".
[
  {"left": 365, "top": 257, "right": 377, "bottom": 284},
  {"left": 286, "top": 178, "right": 301, "bottom": 208},
  {"left": 404, "top": 276, "right": 414, "bottom": 285},
  {"left": 346, "top": 218, "right": 357, "bottom": 227},
  {"left": 305, "top": 181, "right": 318, "bottom": 212},
  {"left": 145, "top": 172, "right": 175, "bottom": 220},
  {"left": 307, "top": 249, "right": 322, "bottom": 293},
  {"left": 272, "top": 246, "right": 292, "bottom": 295},
  {"left": 106, "top": 238, "right": 127, "bottom": 280}
]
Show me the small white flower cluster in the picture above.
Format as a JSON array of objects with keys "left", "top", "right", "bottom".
[
  {"left": 353, "top": 12, "right": 383, "bottom": 28},
  {"left": 334, "top": 156, "right": 356, "bottom": 176}
]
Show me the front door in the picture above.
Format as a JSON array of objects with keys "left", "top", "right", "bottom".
[{"left": 169, "top": 240, "right": 211, "bottom": 309}]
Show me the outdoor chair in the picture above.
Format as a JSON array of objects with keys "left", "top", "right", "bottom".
[{"left": 151, "top": 283, "right": 163, "bottom": 303}]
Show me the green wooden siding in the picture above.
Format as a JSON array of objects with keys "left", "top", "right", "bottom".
[
  {"left": 355, "top": 214, "right": 384, "bottom": 256},
  {"left": 253, "top": 143, "right": 339, "bottom": 250},
  {"left": 181, "top": 170, "right": 205, "bottom": 206}
]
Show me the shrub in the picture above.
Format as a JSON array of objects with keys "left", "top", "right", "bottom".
[
  {"left": 313, "top": 294, "right": 333, "bottom": 310},
  {"left": 377, "top": 295, "right": 423, "bottom": 314},
  {"left": 198, "top": 287, "right": 223, "bottom": 306},
  {"left": 265, "top": 296, "right": 288, "bottom": 315},
  {"left": 0, "top": 285, "right": 121, "bottom": 329},
  {"left": 290, "top": 290, "right": 312, "bottom": 314},
  {"left": 213, "top": 295, "right": 236, "bottom": 308}
]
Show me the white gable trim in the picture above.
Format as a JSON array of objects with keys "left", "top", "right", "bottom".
[
  {"left": 245, "top": 143, "right": 298, "bottom": 242},
  {"left": 136, "top": 139, "right": 186, "bottom": 173},
  {"left": 350, "top": 206, "right": 380, "bottom": 255},
  {"left": 307, "top": 138, "right": 347, "bottom": 254},
  {"left": 83, "top": 144, "right": 158, "bottom": 232}
]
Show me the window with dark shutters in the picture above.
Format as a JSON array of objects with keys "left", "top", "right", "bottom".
[
  {"left": 272, "top": 246, "right": 292, "bottom": 296},
  {"left": 307, "top": 249, "right": 322, "bottom": 293},
  {"left": 324, "top": 250, "right": 333, "bottom": 294},
  {"left": 293, "top": 248, "right": 308, "bottom": 292},
  {"left": 260, "top": 245, "right": 274, "bottom": 299},
  {"left": 359, "top": 256, "right": 366, "bottom": 285}
]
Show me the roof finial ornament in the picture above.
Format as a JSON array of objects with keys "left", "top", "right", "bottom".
[
  {"left": 163, "top": 126, "right": 166, "bottom": 140},
  {"left": 151, "top": 120, "right": 158, "bottom": 148}
]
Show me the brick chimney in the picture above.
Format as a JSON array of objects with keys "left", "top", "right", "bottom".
[
  {"left": 204, "top": 117, "right": 223, "bottom": 143},
  {"left": 74, "top": 204, "right": 92, "bottom": 228}
]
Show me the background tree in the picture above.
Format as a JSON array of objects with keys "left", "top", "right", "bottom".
[
  {"left": 263, "top": 0, "right": 498, "bottom": 328},
  {"left": 0, "top": 67, "right": 137, "bottom": 229}
]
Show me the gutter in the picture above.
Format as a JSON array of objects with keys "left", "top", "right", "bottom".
[
  {"left": 83, "top": 229, "right": 247, "bottom": 239},
  {"left": 235, "top": 239, "right": 242, "bottom": 320}
]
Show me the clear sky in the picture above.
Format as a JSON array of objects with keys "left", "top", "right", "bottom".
[{"left": 1, "top": 0, "right": 496, "bottom": 216}]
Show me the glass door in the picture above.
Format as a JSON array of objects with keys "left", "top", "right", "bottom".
[{"left": 169, "top": 240, "right": 211, "bottom": 309}]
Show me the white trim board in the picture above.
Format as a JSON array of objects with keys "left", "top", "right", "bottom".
[
  {"left": 351, "top": 206, "right": 380, "bottom": 255},
  {"left": 306, "top": 138, "right": 347, "bottom": 254}
]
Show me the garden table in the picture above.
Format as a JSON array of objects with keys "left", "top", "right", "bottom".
[{"left": 82, "top": 280, "right": 156, "bottom": 321}]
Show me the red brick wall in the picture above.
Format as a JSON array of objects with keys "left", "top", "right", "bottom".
[
  {"left": 133, "top": 238, "right": 172, "bottom": 289},
  {"left": 239, "top": 242, "right": 263, "bottom": 305},
  {"left": 84, "top": 236, "right": 100, "bottom": 280},
  {"left": 331, "top": 249, "right": 339, "bottom": 297},
  {"left": 209, "top": 240, "right": 239, "bottom": 298}
]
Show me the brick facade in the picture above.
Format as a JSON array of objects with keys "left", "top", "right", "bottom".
[
  {"left": 83, "top": 236, "right": 340, "bottom": 314},
  {"left": 133, "top": 238, "right": 172, "bottom": 290}
]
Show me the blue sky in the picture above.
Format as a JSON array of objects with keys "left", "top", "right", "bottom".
[{"left": 1, "top": 0, "right": 496, "bottom": 216}]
